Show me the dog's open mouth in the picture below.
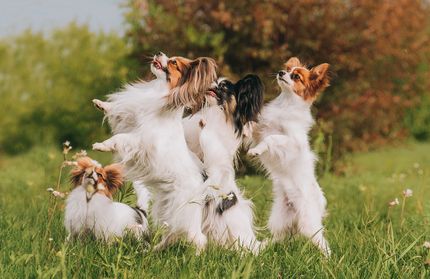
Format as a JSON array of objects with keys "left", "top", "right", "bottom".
[
  {"left": 277, "top": 77, "right": 288, "bottom": 84},
  {"left": 206, "top": 89, "right": 217, "bottom": 98},
  {"left": 152, "top": 59, "right": 162, "bottom": 70}
]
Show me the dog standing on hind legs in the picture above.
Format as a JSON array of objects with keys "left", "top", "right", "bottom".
[
  {"left": 183, "top": 75, "right": 264, "bottom": 253},
  {"left": 248, "top": 57, "right": 331, "bottom": 256},
  {"left": 93, "top": 53, "right": 218, "bottom": 253}
]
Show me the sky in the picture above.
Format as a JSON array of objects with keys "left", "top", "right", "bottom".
[{"left": 0, "top": 0, "right": 125, "bottom": 37}]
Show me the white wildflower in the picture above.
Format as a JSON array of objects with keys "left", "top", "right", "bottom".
[
  {"left": 73, "top": 150, "right": 87, "bottom": 159},
  {"left": 63, "top": 160, "right": 77, "bottom": 167},
  {"left": 402, "top": 189, "right": 413, "bottom": 198},
  {"left": 51, "top": 190, "right": 66, "bottom": 198},
  {"left": 423, "top": 241, "right": 430, "bottom": 249},
  {"left": 63, "top": 141, "right": 72, "bottom": 155},
  {"left": 388, "top": 198, "right": 400, "bottom": 207}
]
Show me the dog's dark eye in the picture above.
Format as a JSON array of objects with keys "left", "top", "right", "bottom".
[
  {"left": 291, "top": 73, "right": 300, "bottom": 80},
  {"left": 170, "top": 60, "right": 177, "bottom": 66}
]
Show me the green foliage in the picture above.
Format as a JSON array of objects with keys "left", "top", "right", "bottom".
[
  {"left": 406, "top": 95, "right": 430, "bottom": 141},
  {"left": 0, "top": 24, "right": 133, "bottom": 154},
  {"left": 1, "top": 142, "right": 429, "bottom": 277}
]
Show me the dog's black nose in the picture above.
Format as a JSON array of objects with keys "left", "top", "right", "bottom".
[{"left": 278, "top": 71, "right": 286, "bottom": 77}]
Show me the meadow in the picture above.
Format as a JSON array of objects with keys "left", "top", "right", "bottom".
[{"left": 0, "top": 141, "right": 429, "bottom": 278}]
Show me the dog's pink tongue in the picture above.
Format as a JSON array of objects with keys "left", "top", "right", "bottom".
[{"left": 207, "top": 90, "right": 217, "bottom": 97}]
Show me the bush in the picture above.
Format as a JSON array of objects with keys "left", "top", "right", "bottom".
[
  {"left": 0, "top": 24, "right": 134, "bottom": 154},
  {"left": 406, "top": 96, "right": 430, "bottom": 141}
]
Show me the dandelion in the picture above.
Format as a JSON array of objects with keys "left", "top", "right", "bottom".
[
  {"left": 388, "top": 198, "right": 400, "bottom": 207},
  {"left": 403, "top": 188, "right": 413, "bottom": 198},
  {"left": 423, "top": 241, "right": 430, "bottom": 249},
  {"left": 413, "top": 162, "right": 420, "bottom": 169}
]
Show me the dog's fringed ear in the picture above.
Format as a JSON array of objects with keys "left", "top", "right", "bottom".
[
  {"left": 234, "top": 74, "right": 265, "bottom": 135},
  {"left": 284, "top": 57, "right": 302, "bottom": 72},
  {"left": 307, "top": 63, "right": 330, "bottom": 101},
  {"left": 175, "top": 57, "right": 218, "bottom": 112},
  {"left": 103, "top": 164, "right": 123, "bottom": 191},
  {"left": 310, "top": 63, "right": 330, "bottom": 85},
  {"left": 70, "top": 157, "right": 94, "bottom": 187}
]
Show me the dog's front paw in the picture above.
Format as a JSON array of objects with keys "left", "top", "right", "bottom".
[
  {"left": 248, "top": 147, "right": 263, "bottom": 157},
  {"left": 92, "top": 99, "right": 110, "bottom": 113},
  {"left": 92, "top": 142, "right": 113, "bottom": 152}
]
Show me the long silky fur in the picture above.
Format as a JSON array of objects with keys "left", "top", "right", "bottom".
[
  {"left": 233, "top": 74, "right": 264, "bottom": 135},
  {"left": 168, "top": 57, "right": 218, "bottom": 112}
]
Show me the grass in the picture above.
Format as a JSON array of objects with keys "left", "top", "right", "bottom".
[{"left": 0, "top": 142, "right": 429, "bottom": 278}]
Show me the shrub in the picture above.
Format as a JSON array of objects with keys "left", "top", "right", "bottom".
[{"left": 0, "top": 24, "right": 134, "bottom": 154}]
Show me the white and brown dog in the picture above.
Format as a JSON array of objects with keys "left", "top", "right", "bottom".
[
  {"left": 64, "top": 157, "right": 148, "bottom": 241},
  {"left": 248, "top": 57, "right": 331, "bottom": 256},
  {"left": 92, "top": 53, "right": 218, "bottom": 252}
]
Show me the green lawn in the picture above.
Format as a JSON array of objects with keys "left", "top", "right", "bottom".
[{"left": 1, "top": 142, "right": 429, "bottom": 278}]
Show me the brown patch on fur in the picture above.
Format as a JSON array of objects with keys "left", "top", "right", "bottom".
[
  {"left": 283, "top": 57, "right": 330, "bottom": 102},
  {"left": 166, "top": 57, "right": 217, "bottom": 112},
  {"left": 166, "top": 57, "right": 192, "bottom": 89},
  {"left": 100, "top": 164, "right": 123, "bottom": 192},
  {"left": 70, "top": 157, "right": 123, "bottom": 198},
  {"left": 223, "top": 95, "right": 237, "bottom": 124},
  {"left": 284, "top": 57, "right": 304, "bottom": 72}
]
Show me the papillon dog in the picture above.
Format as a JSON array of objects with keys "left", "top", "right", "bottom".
[
  {"left": 92, "top": 53, "right": 218, "bottom": 252},
  {"left": 64, "top": 157, "right": 149, "bottom": 241},
  {"left": 248, "top": 57, "right": 331, "bottom": 256},
  {"left": 92, "top": 52, "right": 170, "bottom": 213},
  {"left": 183, "top": 75, "right": 264, "bottom": 253}
]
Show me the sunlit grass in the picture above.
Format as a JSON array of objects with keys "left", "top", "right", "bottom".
[{"left": 0, "top": 142, "right": 429, "bottom": 278}]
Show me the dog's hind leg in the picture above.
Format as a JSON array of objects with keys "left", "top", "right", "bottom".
[
  {"left": 268, "top": 194, "right": 296, "bottom": 243},
  {"left": 221, "top": 198, "right": 261, "bottom": 254},
  {"left": 296, "top": 201, "right": 331, "bottom": 257},
  {"left": 153, "top": 233, "right": 178, "bottom": 252}
]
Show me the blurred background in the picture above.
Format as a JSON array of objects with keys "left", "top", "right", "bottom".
[{"left": 0, "top": 0, "right": 429, "bottom": 172}]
